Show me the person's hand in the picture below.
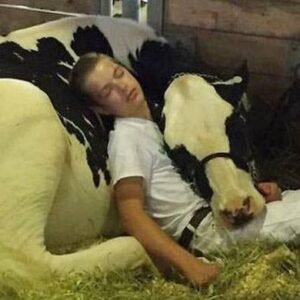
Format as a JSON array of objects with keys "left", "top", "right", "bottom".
[
  {"left": 256, "top": 182, "right": 282, "bottom": 203},
  {"left": 182, "top": 256, "right": 220, "bottom": 287}
]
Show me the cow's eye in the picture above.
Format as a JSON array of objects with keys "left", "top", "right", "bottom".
[{"left": 114, "top": 67, "right": 124, "bottom": 79}]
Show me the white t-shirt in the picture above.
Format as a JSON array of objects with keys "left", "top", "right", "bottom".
[{"left": 108, "top": 117, "right": 207, "bottom": 239}]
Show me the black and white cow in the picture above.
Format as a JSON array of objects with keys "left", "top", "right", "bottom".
[
  {"left": 0, "top": 16, "right": 265, "bottom": 288},
  {"left": 163, "top": 74, "right": 265, "bottom": 227},
  {"left": 0, "top": 15, "right": 166, "bottom": 287}
]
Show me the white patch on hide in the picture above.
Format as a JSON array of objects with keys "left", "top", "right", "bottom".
[
  {"left": 83, "top": 116, "right": 94, "bottom": 128},
  {"left": 240, "top": 92, "right": 252, "bottom": 112},
  {"left": 163, "top": 74, "right": 233, "bottom": 158},
  {"left": 13, "top": 52, "right": 24, "bottom": 61},
  {"left": 57, "top": 74, "right": 69, "bottom": 84},
  {"left": 212, "top": 76, "right": 242, "bottom": 86},
  {"left": 58, "top": 114, "right": 92, "bottom": 150}
]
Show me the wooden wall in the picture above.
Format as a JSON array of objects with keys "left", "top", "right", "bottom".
[
  {"left": 163, "top": 0, "right": 300, "bottom": 105},
  {"left": 0, "top": 0, "right": 299, "bottom": 104},
  {"left": 0, "top": 1, "right": 100, "bottom": 35}
]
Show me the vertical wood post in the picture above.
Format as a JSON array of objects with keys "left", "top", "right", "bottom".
[{"left": 100, "top": 0, "right": 113, "bottom": 16}]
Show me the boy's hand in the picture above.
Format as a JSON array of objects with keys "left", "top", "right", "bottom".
[
  {"left": 256, "top": 182, "right": 282, "bottom": 203},
  {"left": 182, "top": 256, "right": 220, "bottom": 287}
]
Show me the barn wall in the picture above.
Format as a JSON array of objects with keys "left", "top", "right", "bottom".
[
  {"left": 0, "top": 1, "right": 164, "bottom": 37},
  {"left": 1, "top": 0, "right": 298, "bottom": 105},
  {"left": 0, "top": 1, "right": 100, "bottom": 35},
  {"left": 163, "top": 0, "right": 300, "bottom": 105}
]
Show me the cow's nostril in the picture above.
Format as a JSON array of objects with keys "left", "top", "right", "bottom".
[
  {"left": 232, "top": 210, "right": 253, "bottom": 227},
  {"left": 220, "top": 196, "right": 255, "bottom": 227},
  {"left": 221, "top": 208, "right": 254, "bottom": 227},
  {"left": 243, "top": 196, "right": 251, "bottom": 211}
]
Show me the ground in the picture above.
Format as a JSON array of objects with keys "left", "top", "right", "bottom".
[{"left": 3, "top": 242, "right": 299, "bottom": 300}]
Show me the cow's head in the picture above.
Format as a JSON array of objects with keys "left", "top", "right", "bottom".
[{"left": 162, "top": 73, "right": 266, "bottom": 228}]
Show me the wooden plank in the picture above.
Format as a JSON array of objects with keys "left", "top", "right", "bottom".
[
  {"left": 247, "top": 73, "right": 291, "bottom": 106},
  {"left": 165, "top": 32, "right": 291, "bottom": 105},
  {"left": 279, "top": 0, "right": 300, "bottom": 2},
  {"left": 288, "top": 40, "right": 300, "bottom": 77},
  {"left": 0, "top": 0, "right": 27, "bottom": 4},
  {"left": 163, "top": 26, "right": 198, "bottom": 56},
  {"left": 165, "top": 0, "right": 300, "bottom": 40},
  {"left": 122, "top": 0, "right": 140, "bottom": 21},
  {"left": 147, "top": 0, "right": 164, "bottom": 35},
  {"left": 0, "top": 6, "right": 71, "bottom": 35},
  {"left": 195, "top": 28, "right": 294, "bottom": 77},
  {"left": 0, "top": 0, "right": 100, "bottom": 14}
]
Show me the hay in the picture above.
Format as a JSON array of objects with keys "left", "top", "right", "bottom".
[{"left": 3, "top": 242, "right": 299, "bottom": 300}]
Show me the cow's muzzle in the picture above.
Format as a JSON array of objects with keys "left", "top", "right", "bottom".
[{"left": 220, "top": 197, "right": 254, "bottom": 227}]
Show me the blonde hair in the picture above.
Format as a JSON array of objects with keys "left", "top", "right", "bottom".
[{"left": 69, "top": 52, "right": 112, "bottom": 105}]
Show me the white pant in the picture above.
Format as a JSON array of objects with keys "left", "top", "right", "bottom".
[{"left": 190, "top": 190, "right": 300, "bottom": 254}]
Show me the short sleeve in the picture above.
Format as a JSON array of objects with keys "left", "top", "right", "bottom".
[{"left": 108, "top": 127, "right": 153, "bottom": 187}]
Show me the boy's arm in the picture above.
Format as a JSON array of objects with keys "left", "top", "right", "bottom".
[{"left": 113, "top": 176, "right": 220, "bottom": 287}]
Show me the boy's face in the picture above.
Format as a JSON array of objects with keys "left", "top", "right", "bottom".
[{"left": 84, "top": 57, "right": 146, "bottom": 118}]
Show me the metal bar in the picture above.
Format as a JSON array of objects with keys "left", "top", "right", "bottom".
[
  {"left": 0, "top": 3, "right": 86, "bottom": 16},
  {"left": 100, "top": 0, "right": 113, "bottom": 16},
  {"left": 147, "top": 0, "right": 164, "bottom": 35},
  {"left": 122, "top": 0, "right": 140, "bottom": 21}
]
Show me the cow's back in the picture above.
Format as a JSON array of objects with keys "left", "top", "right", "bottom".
[{"left": 2, "top": 16, "right": 164, "bottom": 68}]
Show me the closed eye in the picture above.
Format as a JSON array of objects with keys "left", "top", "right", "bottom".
[
  {"left": 101, "top": 85, "right": 112, "bottom": 97},
  {"left": 114, "top": 66, "right": 124, "bottom": 79}
]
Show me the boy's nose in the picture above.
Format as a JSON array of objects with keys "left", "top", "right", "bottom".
[{"left": 117, "top": 81, "right": 128, "bottom": 93}]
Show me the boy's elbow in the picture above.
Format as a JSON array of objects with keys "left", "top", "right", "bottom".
[
  {"left": 114, "top": 196, "right": 146, "bottom": 235},
  {"left": 112, "top": 176, "right": 147, "bottom": 232}
]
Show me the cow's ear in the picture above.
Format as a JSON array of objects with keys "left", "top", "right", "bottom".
[
  {"left": 233, "top": 61, "right": 252, "bottom": 112},
  {"left": 212, "top": 61, "right": 249, "bottom": 109},
  {"left": 234, "top": 61, "right": 249, "bottom": 89}
]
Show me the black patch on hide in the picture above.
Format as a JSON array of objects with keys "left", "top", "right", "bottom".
[
  {"left": 164, "top": 144, "right": 213, "bottom": 201},
  {"left": 0, "top": 31, "right": 112, "bottom": 187},
  {"left": 246, "top": 80, "right": 300, "bottom": 161},
  {"left": 257, "top": 79, "right": 300, "bottom": 157},
  {"left": 212, "top": 63, "right": 249, "bottom": 109},
  {"left": 71, "top": 25, "right": 114, "bottom": 57},
  {"left": 225, "top": 111, "right": 252, "bottom": 172},
  {"left": 247, "top": 79, "right": 300, "bottom": 188},
  {"left": 128, "top": 40, "right": 176, "bottom": 124}
]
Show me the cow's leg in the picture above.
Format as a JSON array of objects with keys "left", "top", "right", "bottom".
[{"left": 44, "top": 236, "right": 152, "bottom": 274}]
